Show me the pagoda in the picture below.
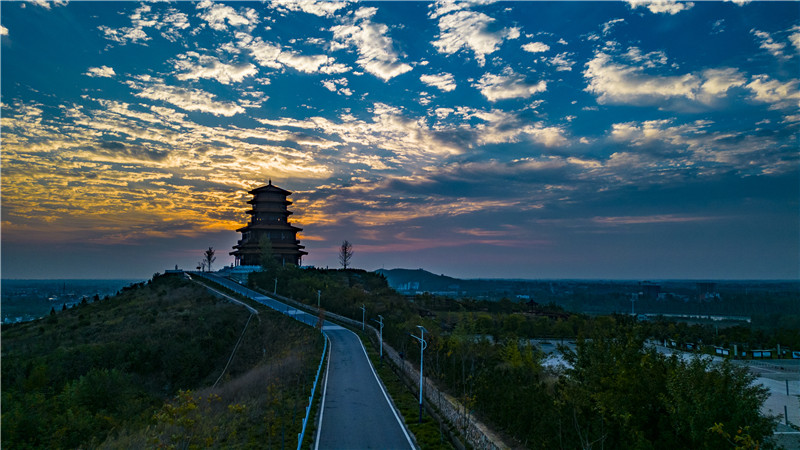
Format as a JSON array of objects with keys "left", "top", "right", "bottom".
[{"left": 230, "top": 181, "right": 307, "bottom": 266}]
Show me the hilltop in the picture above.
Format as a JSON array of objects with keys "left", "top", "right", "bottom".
[{"left": 1, "top": 274, "right": 322, "bottom": 449}]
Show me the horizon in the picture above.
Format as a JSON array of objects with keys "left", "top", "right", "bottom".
[
  {"left": 3, "top": 268, "right": 799, "bottom": 284},
  {"left": 2, "top": 1, "right": 798, "bottom": 281}
]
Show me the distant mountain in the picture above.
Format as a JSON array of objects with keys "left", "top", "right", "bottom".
[{"left": 375, "top": 268, "right": 463, "bottom": 293}]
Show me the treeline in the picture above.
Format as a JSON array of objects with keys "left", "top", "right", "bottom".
[
  {"left": 1, "top": 275, "right": 322, "bottom": 449},
  {"left": 252, "top": 266, "right": 779, "bottom": 448}
]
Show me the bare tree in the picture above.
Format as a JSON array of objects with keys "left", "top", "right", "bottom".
[
  {"left": 339, "top": 240, "right": 353, "bottom": 269},
  {"left": 203, "top": 247, "right": 216, "bottom": 272}
]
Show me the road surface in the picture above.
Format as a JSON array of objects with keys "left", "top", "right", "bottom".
[{"left": 193, "top": 273, "right": 415, "bottom": 449}]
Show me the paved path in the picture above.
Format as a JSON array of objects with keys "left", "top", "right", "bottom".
[
  {"left": 316, "top": 327, "right": 413, "bottom": 449},
  {"left": 193, "top": 273, "right": 414, "bottom": 449}
]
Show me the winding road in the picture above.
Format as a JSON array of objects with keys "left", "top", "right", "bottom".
[{"left": 194, "top": 272, "right": 415, "bottom": 449}]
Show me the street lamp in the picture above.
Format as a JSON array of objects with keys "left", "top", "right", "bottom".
[
  {"left": 360, "top": 304, "right": 366, "bottom": 331},
  {"left": 372, "top": 315, "right": 384, "bottom": 364},
  {"left": 274, "top": 277, "right": 278, "bottom": 295},
  {"left": 410, "top": 325, "right": 428, "bottom": 424},
  {"left": 317, "top": 290, "right": 321, "bottom": 308}
]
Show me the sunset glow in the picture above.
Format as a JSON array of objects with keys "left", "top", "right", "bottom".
[{"left": 2, "top": 1, "right": 798, "bottom": 279}]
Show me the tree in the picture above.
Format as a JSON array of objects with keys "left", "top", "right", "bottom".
[
  {"left": 260, "top": 236, "right": 279, "bottom": 273},
  {"left": 203, "top": 247, "right": 216, "bottom": 272},
  {"left": 339, "top": 240, "right": 353, "bottom": 269}
]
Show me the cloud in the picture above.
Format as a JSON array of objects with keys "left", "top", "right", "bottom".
[
  {"left": 626, "top": 0, "right": 694, "bottom": 15},
  {"left": 28, "top": 0, "right": 68, "bottom": 9},
  {"left": 790, "top": 25, "right": 800, "bottom": 52},
  {"left": 84, "top": 66, "right": 116, "bottom": 78},
  {"left": 601, "top": 18, "right": 625, "bottom": 35},
  {"left": 237, "top": 34, "right": 349, "bottom": 75},
  {"left": 452, "top": 106, "right": 567, "bottom": 147},
  {"left": 174, "top": 52, "right": 257, "bottom": 84},
  {"left": 584, "top": 52, "right": 747, "bottom": 108},
  {"left": 126, "top": 79, "right": 246, "bottom": 116},
  {"left": 430, "top": 4, "right": 520, "bottom": 66},
  {"left": 92, "top": 141, "right": 169, "bottom": 163},
  {"left": 1, "top": 25, "right": 8, "bottom": 36},
  {"left": 98, "top": 4, "right": 191, "bottom": 46},
  {"left": 270, "top": 0, "right": 349, "bottom": 18},
  {"left": 522, "top": 42, "right": 549, "bottom": 53},
  {"left": 196, "top": 0, "right": 259, "bottom": 32},
  {"left": 330, "top": 7, "right": 412, "bottom": 80},
  {"left": 420, "top": 72, "right": 457, "bottom": 92},
  {"left": 751, "top": 29, "right": 790, "bottom": 60},
  {"left": 622, "top": 47, "right": 667, "bottom": 68},
  {"left": 321, "top": 78, "right": 352, "bottom": 96},
  {"left": 746, "top": 75, "right": 800, "bottom": 109},
  {"left": 473, "top": 69, "right": 547, "bottom": 102},
  {"left": 548, "top": 52, "right": 575, "bottom": 71},
  {"left": 607, "top": 117, "right": 798, "bottom": 176}
]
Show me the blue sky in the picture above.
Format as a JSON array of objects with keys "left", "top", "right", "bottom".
[{"left": 1, "top": 0, "right": 798, "bottom": 280}]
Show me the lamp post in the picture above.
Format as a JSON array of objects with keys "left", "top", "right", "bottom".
[
  {"left": 410, "top": 325, "right": 428, "bottom": 424},
  {"left": 372, "top": 315, "right": 384, "bottom": 365},
  {"left": 274, "top": 278, "right": 278, "bottom": 295},
  {"left": 360, "top": 304, "right": 366, "bottom": 331},
  {"left": 317, "top": 290, "right": 321, "bottom": 308}
]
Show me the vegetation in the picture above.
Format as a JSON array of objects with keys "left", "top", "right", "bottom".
[
  {"left": 251, "top": 265, "right": 779, "bottom": 449},
  {"left": 1, "top": 274, "right": 322, "bottom": 449},
  {"left": 339, "top": 240, "right": 353, "bottom": 269}
]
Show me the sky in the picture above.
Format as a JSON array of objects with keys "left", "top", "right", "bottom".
[{"left": 1, "top": 0, "right": 798, "bottom": 280}]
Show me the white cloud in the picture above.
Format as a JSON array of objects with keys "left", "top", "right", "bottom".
[
  {"left": 98, "top": 25, "right": 150, "bottom": 45},
  {"left": 746, "top": 75, "right": 800, "bottom": 109},
  {"left": 98, "top": 4, "right": 191, "bottom": 46},
  {"left": 159, "top": 9, "right": 190, "bottom": 42},
  {"left": 1, "top": 25, "right": 9, "bottom": 36},
  {"left": 420, "top": 73, "right": 457, "bottom": 92},
  {"left": 790, "top": 26, "right": 800, "bottom": 52},
  {"left": 321, "top": 78, "right": 352, "bottom": 96},
  {"left": 270, "top": 0, "right": 349, "bottom": 18},
  {"left": 330, "top": 8, "right": 412, "bottom": 80},
  {"left": 622, "top": 47, "right": 667, "bottom": 68},
  {"left": 583, "top": 52, "right": 746, "bottom": 108},
  {"left": 127, "top": 79, "right": 246, "bottom": 116},
  {"left": 196, "top": 0, "right": 259, "bottom": 32},
  {"left": 430, "top": 6, "right": 520, "bottom": 66},
  {"left": 522, "top": 42, "right": 549, "bottom": 53},
  {"left": 238, "top": 34, "right": 349, "bottom": 75},
  {"left": 453, "top": 107, "right": 566, "bottom": 147},
  {"left": 174, "top": 52, "right": 257, "bottom": 84},
  {"left": 84, "top": 66, "right": 116, "bottom": 78},
  {"left": 29, "top": 0, "right": 67, "bottom": 9},
  {"left": 626, "top": 0, "right": 694, "bottom": 15},
  {"left": 549, "top": 52, "right": 575, "bottom": 71},
  {"left": 280, "top": 52, "right": 335, "bottom": 74},
  {"left": 434, "top": 107, "right": 454, "bottom": 119},
  {"left": 473, "top": 70, "right": 547, "bottom": 102},
  {"left": 751, "top": 29, "right": 790, "bottom": 60},
  {"left": 601, "top": 18, "right": 625, "bottom": 35}
]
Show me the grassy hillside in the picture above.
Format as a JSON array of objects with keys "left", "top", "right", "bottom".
[{"left": 1, "top": 274, "right": 322, "bottom": 449}]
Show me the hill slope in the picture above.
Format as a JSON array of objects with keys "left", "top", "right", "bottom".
[{"left": 1, "top": 274, "right": 322, "bottom": 449}]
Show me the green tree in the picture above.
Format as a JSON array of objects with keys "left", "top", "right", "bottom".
[{"left": 260, "top": 236, "right": 279, "bottom": 274}]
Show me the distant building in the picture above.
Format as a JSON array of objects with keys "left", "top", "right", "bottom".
[{"left": 230, "top": 181, "right": 308, "bottom": 266}]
